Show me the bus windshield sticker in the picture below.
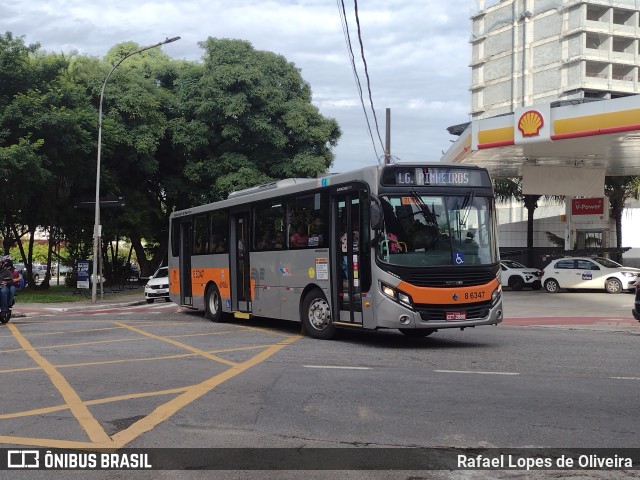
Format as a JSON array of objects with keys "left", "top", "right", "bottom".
[
  {"left": 454, "top": 252, "right": 465, "bottom": 265},
  {"left": 315, "top": 258, "right": 328, "bottom": 280}
]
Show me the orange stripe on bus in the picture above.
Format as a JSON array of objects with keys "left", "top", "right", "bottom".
[
  {"left": 170, "top": 267, "right": 231, "bottom": 299},
  {"left": 397, "top": 278, "right": 500, "bottom": 305}
]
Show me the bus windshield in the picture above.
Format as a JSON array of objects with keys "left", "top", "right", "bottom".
[{"left": 377, "top": 194, "right": 498, "bottom": 267}]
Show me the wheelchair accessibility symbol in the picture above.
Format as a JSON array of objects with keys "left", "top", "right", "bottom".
[{"left": 455, "top": 252, "right": 465, "bottom": 265}]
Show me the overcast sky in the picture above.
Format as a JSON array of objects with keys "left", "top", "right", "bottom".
[{"left": 3, "top": 0, "right": 477, "bottom": 173}]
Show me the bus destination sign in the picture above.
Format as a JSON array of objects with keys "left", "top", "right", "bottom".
[{"left": 382, "top": 167, "right": 489, "bottom": 188}]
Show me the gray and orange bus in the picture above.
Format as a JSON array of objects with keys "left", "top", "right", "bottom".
[{"left": 168, "top": 163, "right": 503, "bottom": 339}]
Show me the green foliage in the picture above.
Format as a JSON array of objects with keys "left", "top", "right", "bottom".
[
  {"left": 1, "top": 32, "right": 342, "bottom": 281},
  {"left": 9, "top": 243, "right": 62, "bottom": 264}
]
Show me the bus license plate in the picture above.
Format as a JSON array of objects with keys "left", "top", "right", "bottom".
[{"left": 446, "top": 311, "right": 466, "bottom": 321}]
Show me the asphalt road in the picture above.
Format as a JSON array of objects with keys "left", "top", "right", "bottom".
[{"left": 1, "top": 291, "right": 639, "bottom": 479}]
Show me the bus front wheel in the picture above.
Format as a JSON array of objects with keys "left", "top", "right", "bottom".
[
  {"left": 302, "top": 289, "right": 336, "bottom": 340},
  {"left": 205, "top": 284, "right": 224, "bottom": 322}
]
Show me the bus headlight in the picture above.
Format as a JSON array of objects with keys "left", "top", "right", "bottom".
[
  {"left": 380, "top": 282, "right": 413, "bottom": 308},
  {"left": 382, "top": 284, "right": 395, "bottom": 298},
  {"left": 491, "top": 284, "right": 502, "bottom": 306}
]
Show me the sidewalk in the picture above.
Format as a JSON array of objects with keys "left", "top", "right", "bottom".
[{"left": 12, "top": 289, "right": 148, "bottom": 317}]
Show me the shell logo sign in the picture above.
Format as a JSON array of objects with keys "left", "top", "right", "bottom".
[{"left": 518, "top": 110, "right": 544, "bottom": 137}]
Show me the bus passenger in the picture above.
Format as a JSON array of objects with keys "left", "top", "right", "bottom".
[
  {"left": 290, "top": 225, "right": 308, "bottom": 248},
  {"left": 257, "top": 232, "right": 273, "bottom": 250},
  {"left": 194, "top": 236, "right": 206, "bottom": 254},
  {"left": 273, "top": 232, "right": 285, "bottom": 249}
]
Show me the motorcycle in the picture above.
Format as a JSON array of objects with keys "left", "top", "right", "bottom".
[
  {"left": 0, "top": 285, "right": 14, "bottom": 324},
  {"left": 0, "top": 307, "right": 11, "bottom": 324}
]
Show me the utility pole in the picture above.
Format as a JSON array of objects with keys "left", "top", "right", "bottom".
[
  {"left": 384, "top": 107, "right": 391, "bottom": 164},
  {"left": 92, "top": 36, "right": 180, "bottom": 303}
]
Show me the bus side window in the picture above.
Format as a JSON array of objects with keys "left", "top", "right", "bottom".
[
  {"left": 254, "top": 201, "right": 285, "bottom": 251},
  {"left": 209, "top": 211, "right": 229, "bottom": 254},
  {"left": 288, "top": 192, "right": 329, "bottom": 249},
  {"left": 193, "top": 215, "right": 208, "bottom": 255}
]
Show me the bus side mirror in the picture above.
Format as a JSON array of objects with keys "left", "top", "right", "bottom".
[{"left": 370, "top": 197, "right": 383, "bottom": 230}]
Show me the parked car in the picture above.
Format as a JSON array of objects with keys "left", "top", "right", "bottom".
[
  {"left": 500, "top": 260, "right": 542, "bottom": 290},
  {"left": 144, "top": 266, "right": 170, "bottom": 303},
  {"left": 32, "top": 264, "right": 50, "bottom": 283},
  {"left": 13, "top": 262, "right": 48, "bottom": 284},
  {"left": 541, "top": 257, "right": 640, "bottom": 294}
]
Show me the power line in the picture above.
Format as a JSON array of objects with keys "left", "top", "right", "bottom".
[
  {"left": 337, "top": 0, "right": 383, "bottom": 163},
  {"left": 353, "top": 0, "right": 385, "bottom": 155}
]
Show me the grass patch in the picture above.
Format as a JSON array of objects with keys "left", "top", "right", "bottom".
[{"left": 15, "top": 285, "right": 143, "bottom": 304}]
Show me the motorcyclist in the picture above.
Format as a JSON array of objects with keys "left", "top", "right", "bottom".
[{"left": 0, "top": 257, "right": 13, "bottom": 322}]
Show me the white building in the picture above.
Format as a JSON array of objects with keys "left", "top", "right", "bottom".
[
  {"left": 467, "top": 0, "right": 640, "bottom": 265},
  {"left": 471, "top": 0, "right": 640, "bottom": 119}
]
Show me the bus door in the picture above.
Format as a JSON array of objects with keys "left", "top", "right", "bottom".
[
  {"left": 333, "top": 190, "right": 365, "bottom": 325},
  {"left": 179, "top": 220, "right": 192, "bottom": 306},
  {"left": 230, "top": 211, "right": 251, "bottom": 313}
]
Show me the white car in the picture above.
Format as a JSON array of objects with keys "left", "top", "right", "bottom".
[
  {"left": 144, "top": 266, "right": 170, "bottom": 303},
  {"left": 500, "top": 260, "right": 542, "bottom": 290},
  {"left": 541, "top": 257, "right": 640, "bottom": 294}
]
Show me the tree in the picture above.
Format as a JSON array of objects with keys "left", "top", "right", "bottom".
[
  {"left": 0, "top": 33, "right": 95, "bottom": 287},
  {"left": 178, "top": 38, "right": 341, "bottom": 203},
  {"left": 605, "top": 175, "right": 640, "bottom": 262},
  {"left": 493, "top": 178, "right": 562, "bottom": 267},
  {"left": 2, "top": 34, "right": 343, "bottom": 281}
]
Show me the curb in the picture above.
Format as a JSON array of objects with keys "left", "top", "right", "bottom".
[{"left": 11, "top": 299, "right": 149, "bottom": 317}]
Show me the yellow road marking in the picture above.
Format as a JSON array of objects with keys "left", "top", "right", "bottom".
[
  {"left": 6, "top": 321, "right": 225, "bottom": 341},
  {"left": 0, "top": 435, "right": 105, "bottom": 450},
  {"left": 6, "top": 323, "right": 112, "bottom": 444},
  {"left": 114, "top": 322, "right": 239, "bottom": 367},
  {"left": 1, "top": 321, "right": 302, "bottom": 449},
  {"left": 238, "top": 325, "right": 296, "bottom": 338},
  {"left": 0, "top": 386, "right": 190, "bottom": 420},
  {"left": 25, "top": 336, "right": 151, "bottom": 350},
  {"left": 168, "top": 329, "right": 250, "bottom": 338},
  {"left": 14, "top": 324, "right": 167, "bottom": 338},
  {"left": 0, "top": 344, "right": 279, "bottom": 375},
  {"left": 111, "top": 335, "right": 301, "bottom": 447}
]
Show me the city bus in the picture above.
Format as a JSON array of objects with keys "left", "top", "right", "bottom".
[{"left": 168, "top": 163, "right": 503, "bottom": 339}]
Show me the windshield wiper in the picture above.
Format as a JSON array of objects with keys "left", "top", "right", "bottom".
[
  {"left": 410, "top": 190, "right": 439, "bottom": 229},
  {"left": 460, "top": 189, "right": 475, "bottom": 226}
]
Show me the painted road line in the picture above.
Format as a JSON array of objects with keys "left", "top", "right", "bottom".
[
  {"left": 109, "top": 335, "right": 302, "bottom": 448},
  {"left": 6, "top": 323, "right": 112, "bottom": 444},
  {"left": 610, "top": 376, "right": 640, "bottom": 380},
  {"left": 303, "top": 365, "right": 371, "bottom": 370},
  {"left": 115, "top": 322, "right": 240, "bottom": 367},
  {"left": 434, "top": 369, "right": 520, "bottom": 376}
]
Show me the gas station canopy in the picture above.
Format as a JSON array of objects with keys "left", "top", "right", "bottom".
[{"left": 442, "top": 95, "right": 640, "bottom": 185}]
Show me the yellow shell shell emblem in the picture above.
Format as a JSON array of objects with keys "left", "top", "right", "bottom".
[{"left": 518, "top": 110, "right": 544, "bottom": 137}]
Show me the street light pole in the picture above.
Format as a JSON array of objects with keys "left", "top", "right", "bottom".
[{"left": 92, "top": 36, "right": 180, "bottom": 303}]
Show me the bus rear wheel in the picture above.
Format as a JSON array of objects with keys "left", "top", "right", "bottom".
[
  {"left": 302, "top": 289, "right": 336, "bottom": 340},
  {"left": 399, "top": 328, "right": 435, "bottom": 338},
  {"left": 205, "top": 284, "right": 224, "bottom": 322}
]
